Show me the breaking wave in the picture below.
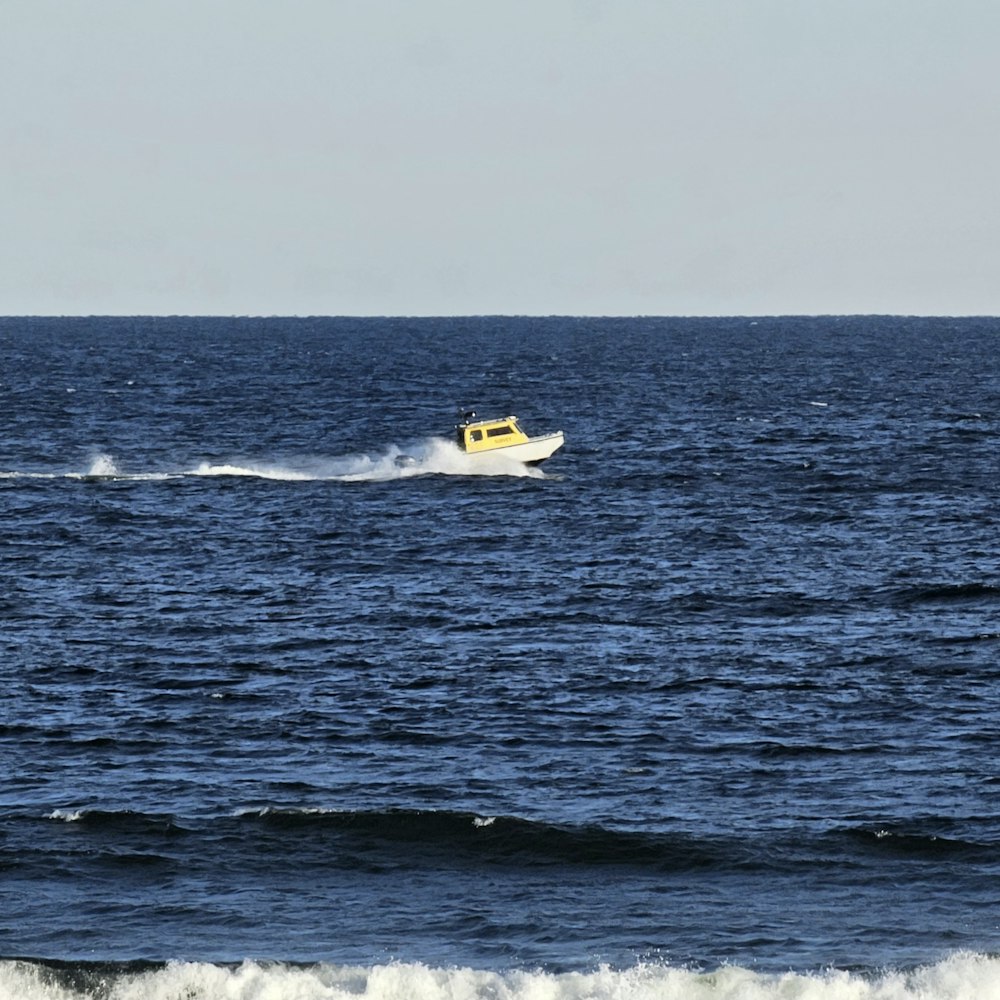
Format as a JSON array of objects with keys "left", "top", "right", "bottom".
[{"left": 2, "top": 954, "right": 999, "bottom": 1000}]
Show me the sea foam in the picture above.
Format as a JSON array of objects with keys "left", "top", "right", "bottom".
[
  {"left": 2, "top": 954, "right": 998, "bottom": 1000},
  {"left": 1, "top": 439, "right": 548, "bottom": 484},
  {"left": 192, "top": 438, "right": 546, "bottom": 482}
]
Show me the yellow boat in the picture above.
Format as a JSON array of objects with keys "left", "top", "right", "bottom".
[{"left": 455, "top": 411, "right": 564, "bottom": 465}]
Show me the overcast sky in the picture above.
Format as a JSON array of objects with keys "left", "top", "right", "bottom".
[{"left": 2, "top": 0, "right": 998, "bottom": 316}]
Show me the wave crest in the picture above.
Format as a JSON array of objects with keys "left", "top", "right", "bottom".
[{"left": 2, "top": 954, "right": 999, "bottom": 1000}]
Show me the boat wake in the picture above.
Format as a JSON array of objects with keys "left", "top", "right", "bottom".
[{"left": 0, "top": 439, "right": 549, "bottom": 483}]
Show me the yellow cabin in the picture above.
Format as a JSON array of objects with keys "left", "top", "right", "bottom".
[
  {"left": 457, "top": 415, "right": 530, "bottom": 454},
  {"left": 454, "top": 410, "right": 565, "bottom": 465}
]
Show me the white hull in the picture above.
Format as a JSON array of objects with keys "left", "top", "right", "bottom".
[{"left": 468, "top": 431, "right": 564, "bottom": 465}]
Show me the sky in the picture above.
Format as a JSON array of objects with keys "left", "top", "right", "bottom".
[{"left": 2, "top": 0, "right": 999, "bottom": 317}]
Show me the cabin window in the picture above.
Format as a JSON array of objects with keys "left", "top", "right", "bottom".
[
  {"left": 470, "top": 429, "right": 483, "bottom": 442},
  {"left": 486, "top": 426, "right": 514, "bottom": 438}
]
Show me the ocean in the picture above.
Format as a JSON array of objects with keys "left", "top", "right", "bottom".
[{"left": 1, "top": 315, "right": 998, "bottom": 1000}]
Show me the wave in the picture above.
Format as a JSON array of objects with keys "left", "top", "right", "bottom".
[
  {"left": 887, "top": 583, "right": 1000, "bottom": 606},
  {"left": 2, "top": 953, "right": 999, "bottom": 1000},
  {"left": 843, "top": 826, "right": 997, "bottom": 862},
  {"left": 35, "top": 806, "right": 738, "bottom": 871},
  {"left": 43, "top": 808, "right": 189, "bottom": 835},
  {"left": 234, "top": 808, "right": 736, "bottom": 870},
  {"left": 35, "top": 807, "right": 998, "bottom": 871},
  {"left": 0, "top": 440, "right": 547, "bottom": 483}
]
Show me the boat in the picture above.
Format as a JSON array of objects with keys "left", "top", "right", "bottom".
[{"left": 455, "top": 410, "right": 564, "bottom": 464}]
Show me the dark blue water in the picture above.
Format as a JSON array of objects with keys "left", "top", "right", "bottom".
[{"left": 1, "top": 316, "right": 998, "bottom": 1000}]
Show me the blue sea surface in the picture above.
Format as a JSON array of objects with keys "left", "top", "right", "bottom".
[{"left": 0, "top": 315, "right": 998, "bottom": 999}]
